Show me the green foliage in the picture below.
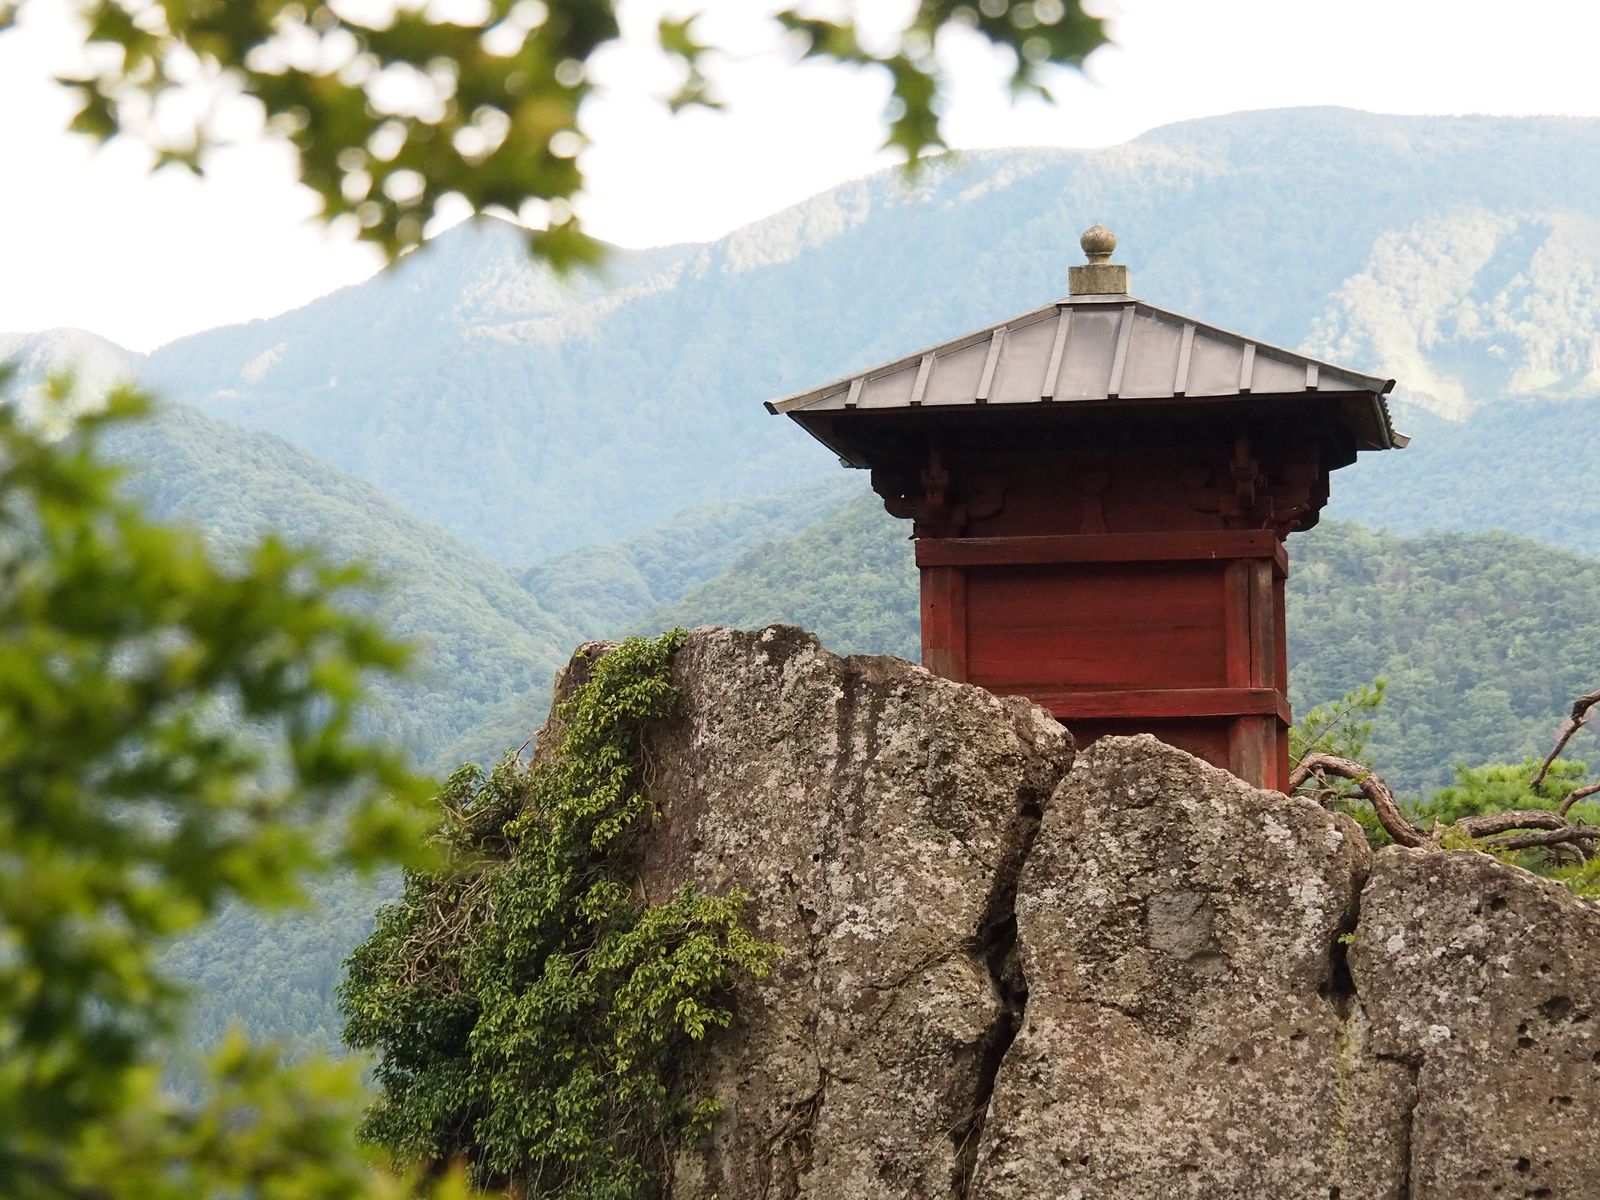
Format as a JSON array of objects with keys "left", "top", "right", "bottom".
[
  {"left": 1417, "top": 759, "right": 1589, "bottom": 828},
  {"left": 1411, "top": 759, "right": 1600, "bottom": 896},
  {"left": 777, "top": 1, "right": 1104, "bottom": 159},
  {"left": 1290, "top": 678, "right": 1388, "bottom": 768},
  {"left": 0, "top": 371, "right": 464, "bottom": 1197},
  {"left": 341, "top": 630, "right": 779, "bottom": 1196},
  {"left": 2, "top": 0, "right": 1105, "bottom": 260},
  {"left": 1289, "top": 678, "right": 1391, "bottom": 846}
]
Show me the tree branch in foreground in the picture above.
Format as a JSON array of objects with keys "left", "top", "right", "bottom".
[
  {"left": 1292, "top": 742, "right": 1600, "bottom": 861},
  {"left": 1288, "top": 753, "right": 1428, "bottom": 848}
]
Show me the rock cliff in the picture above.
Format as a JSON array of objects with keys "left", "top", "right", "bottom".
[{"left": 545, "top": 627, "right": 1600, "bottom": 1199}]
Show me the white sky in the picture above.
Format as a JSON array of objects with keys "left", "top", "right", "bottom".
[{"left": 3, "top": 0, "right": 1600, "bottom": 351}]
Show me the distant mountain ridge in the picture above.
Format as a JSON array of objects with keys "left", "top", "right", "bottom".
[
  {"left": 12, "top": 107, "right": 1584, "bottom": 565},
  {"left": 0, "top": 327, "right": 142, "bottom": 398},
  {"left": 12, "top": 108, "right": 1600, "bottom": 1057}
]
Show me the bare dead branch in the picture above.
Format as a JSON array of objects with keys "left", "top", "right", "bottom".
[
  {"left": 1559, "top": 780, "right": 1600, "bottom": 818},
  {"left": 1453, "top": 810, "right": 1570, "bottom": 838},
  {"left": 1532, "top": 688, "right": 1600, "bottom": 793},
  {"left": 1481, "top": 826, "right": 1600, "bottom": 856},
  {"left": 1289, "top": 752, "right": 1429, "bottom": 848},
  {"left": 1293, "top": 729, "right": 1600, "bottom": 873}
]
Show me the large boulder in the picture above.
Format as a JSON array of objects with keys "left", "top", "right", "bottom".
[
  {"left": 1353, "top": 846, "right": 1600, "bottom": 1199},
  {"left": 632, "top": 626, "right": 1075, "bottom": 1198},
  {"left": 535, "top": 629, "right": 1600, "bottom": 1199},
  {"left": 969, "top": 734, "right": 1406, "bottom": 1199}
]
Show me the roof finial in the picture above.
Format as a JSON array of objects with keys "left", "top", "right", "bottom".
[
  {"left": 1069, "top": 223, "right": 1129, "bottom": 297},
  {"left": 1080, "top": 223, "right": 1116, "bottom": 264}
]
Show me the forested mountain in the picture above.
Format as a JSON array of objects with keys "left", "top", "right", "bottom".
[
  {"left": 522, "top": 475, "right": 858, "bottom": 631},
  {"left": 1333, "top": 396, "right": 1600, "bottom": 557},
  {"left": 6, "top": 106, "right": 1600, "bottom": 1077},
  {"left": 113, "top": 108, "right": 1600, "bottom": 564},
  {"left": 105, "top": 403, "right": 575, "bottom": 765},
  {"left": 647, "top": 496, "right": 1600, "bottom": 797}
]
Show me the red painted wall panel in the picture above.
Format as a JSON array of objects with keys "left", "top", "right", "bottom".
[{"left": 964, "top": 562, "right": 1228, "bottom": 691}]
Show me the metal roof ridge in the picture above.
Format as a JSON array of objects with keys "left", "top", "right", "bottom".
[
  {"left": 764, "top": 291, "right": 1397, "bottom": 416},
  {"left": 1126, "top": 297, "right": 1395, "bottom": 395},
  {"left": 764, "top": 300, "right": 1060, "bottom": 414}
]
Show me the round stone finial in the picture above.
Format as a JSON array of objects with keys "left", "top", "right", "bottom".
[{"left": 1080, "top": 223, "right": 1117, "bottom": 264}]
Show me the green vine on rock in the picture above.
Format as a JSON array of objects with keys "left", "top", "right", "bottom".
[{"left": 339, "top": 629, "right": 779, "bottom": 1197}]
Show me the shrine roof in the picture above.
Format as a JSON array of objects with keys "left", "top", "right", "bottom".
[{"left": 766, "top": 227, "right": 1407, "bottom": 454}]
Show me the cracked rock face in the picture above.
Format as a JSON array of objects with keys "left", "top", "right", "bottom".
[
  {"left": 1353, "top": 847, "right": 1600, "bottom": 1199},
  {"left": 538, "top": 631, "right": 1600, "bottom": 1199},
  {"left": 628, "top": 627, "right": 1074, "bottom": 1198},
  {"left": 969, "top": 734, "right": 1406, "bottom": 1199}
]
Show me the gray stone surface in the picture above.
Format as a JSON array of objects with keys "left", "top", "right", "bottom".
[
  {"left": 535, "top": 630, "right": 1600, "bottom": 1199},
  {"left": 969, "top": 734, "right": 1405, "bottom": 1200},
  {"left": 634, "top": 626, "right": 1074, "bottom": 1198},
  {"left": 1353, "top": 847, "right": 1600, "bottom": 1200}
]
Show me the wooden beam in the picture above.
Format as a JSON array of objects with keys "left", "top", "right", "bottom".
[
  {"left": 920, "top": 566, "right": 968, "bottom": 681},
  {"left": 1247, "top": 558, "right": 1277, "bottom": 691},
  {"left": 1229, "top": 715, "right": 1277, "bottom": 788},
  {"left": 1222, "top": 560, "right": 1251, "bottom": 689},
  {"left": 916, "top": 530, "right": 1287, "bottom": 569},
  {"left": 1021, "top": 687, "right": 1293, "bottom": 723}
]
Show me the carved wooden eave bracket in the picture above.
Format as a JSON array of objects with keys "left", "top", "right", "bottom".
[{"left": 871, "top": 446, "right": 1006, "bottom": 538}]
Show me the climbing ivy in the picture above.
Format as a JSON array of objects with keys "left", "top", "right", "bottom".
[{"left": 340, "top": 630, "right": 779, "bottom": 1196}]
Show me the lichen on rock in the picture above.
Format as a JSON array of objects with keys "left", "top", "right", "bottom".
[
  {"left": 1353, "top": 847, "right": 1600, "bottom": 1199},
  {"left": 968, "top": 733, "right": 1409, "bottom": 1199}
]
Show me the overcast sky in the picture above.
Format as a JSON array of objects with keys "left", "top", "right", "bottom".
[{"left": 3, "top": 0, "right": 1599, "bottom": 352}]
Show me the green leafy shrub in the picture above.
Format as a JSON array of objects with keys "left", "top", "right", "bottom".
[
  {"left": 0, "top": 373, "right": 462, "bottom": 1199},
  {"left": 341, "top": 630, "right": 780, "bottom": 1196}
]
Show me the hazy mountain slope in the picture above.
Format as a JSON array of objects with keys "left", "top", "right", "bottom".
[
  {"left": 1330, "top": 397, "right": 1600, "bottom": 558},
  {"left": 106, "top": 403, "right": 573, "bottom": 763},
  {"left": 522, "top": 474, "right": 861, "bottom": 633},
  {"left": 141, "top": 219, "right": 752, "bottom": 565},
  {"left": 646, "top": 497, "right": 1600, "bottom": 796},
  {"left": 97, "top": 405, "right": 581, "bottom": 1058},
  {"left": 0, "top": 327, "right": 144, "bottom": 399},
  {"left": 138, "top": 110, "right": 1600, "bottom": 564}
]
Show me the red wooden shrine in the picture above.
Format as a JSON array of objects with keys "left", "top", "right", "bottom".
[{"left": 766, "top": 226, "right": 1406, "bottom": 791}]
